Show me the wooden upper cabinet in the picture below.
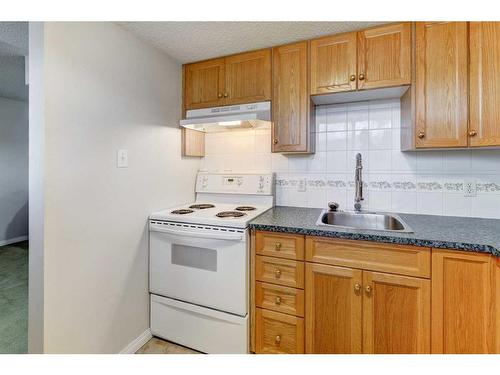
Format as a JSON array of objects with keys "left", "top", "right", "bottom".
[
  {"left": 272, "top": 42, "right": 313, "bottom": 153},
  {"left": 184, "top": 58, "right": 225, "bottom": 110},
  {"left": 310, "top": 32, "right": 357, "bottom": 94},
  {"left": 305, "top": 263, "right": 362, "bottom": 354},
  {"left": 224, "top": 49, "right": 271, "bottom": 105},
  {"left": 414, "top": 22, "right": 469, "bottom": 148},
  {"left": 358, "top": 23, "right": 411, "bottom": 90},
  {"left": 183, "top": 50, "right": 271, "bottom": 111},
  {"left": 363, "top": 271, "right": 430, "bottom": 354},
  {"left": 432, "top": 250, "right": 497, "bottom": 353},
  {"left": 469, "top": 22, "right": 500, "bottom": 147}
]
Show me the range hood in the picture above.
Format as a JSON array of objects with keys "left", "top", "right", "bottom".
[{"left": 180, "top": 101, "right": 271, "bottom": 132}]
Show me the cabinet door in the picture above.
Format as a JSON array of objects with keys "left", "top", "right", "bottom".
[
  {"left": 184, "top": 58, "right": 225, "bottom": 110},
  {"left": 469, "top": 22, "right": 500, "bottom": 147},
  {"left": 305, "top": 263, "right": 362, "bottom": 353},
  {"left": 224, "top": 49, "right": 271, "bottom": 105},
  {"left": 432, "top": 250, "right": 497, "bottom": 353},
  {"left": 363, "top": 271, "right": 430, "bottom": 354},
  {"left": 310, "top": 32, "right": 357, "bottom": 94},
  {"left": 357, "top": 23, "right": 411, "bottom": 90},
  {"left": 272, "top": 42, "right": 311, "bottom": 153},
  {"left": 415, "top": 22, "right": 468, "bottom": 148}
]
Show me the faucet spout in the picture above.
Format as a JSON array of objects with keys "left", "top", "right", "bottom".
[{"left": 354, "top": 153, "right": 363, "bottom": 212}]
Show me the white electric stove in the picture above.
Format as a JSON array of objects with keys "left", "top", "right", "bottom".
[{"left": 149, "top": 172, "right": 274, "bottom": 354}]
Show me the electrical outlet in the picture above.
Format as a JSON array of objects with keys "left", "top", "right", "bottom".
[
  {"left": 464, "top": 178, "right": 477, "bottom": 197},
  {"left": 298, "top": 178, "right": 307, "bottom": 192},
  {"left": 117, "top": 149, "right": 128, "bottom": 168}
]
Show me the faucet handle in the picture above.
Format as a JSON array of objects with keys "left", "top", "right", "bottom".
[{"left": 328, "top": 202, "right": 340, "bottom": 212}]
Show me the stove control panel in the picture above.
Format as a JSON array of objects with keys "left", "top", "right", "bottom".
[
  {"left": 195, "top": 173, "right": 274, "bottom": 195},
  {"left": 223, "top": 176, "right": 243, "bottom": 186}
]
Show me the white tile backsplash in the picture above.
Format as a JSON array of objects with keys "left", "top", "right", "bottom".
[{"left": 200, "top": 99, "right": 500, "bottom": 219}]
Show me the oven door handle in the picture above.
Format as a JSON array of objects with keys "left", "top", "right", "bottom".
[{"left": 150, "top": 224, "right": 244, "bottom": 241}]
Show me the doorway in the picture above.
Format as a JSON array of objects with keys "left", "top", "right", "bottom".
[{"left": 0, "top": 21, "right": 29, "bottom": 354}]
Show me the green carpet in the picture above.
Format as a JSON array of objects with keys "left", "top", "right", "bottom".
[{"left": 0, "top": 241, "right": 28, "bottom": 354}]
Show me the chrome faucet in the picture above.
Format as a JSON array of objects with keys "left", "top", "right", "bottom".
[{"left": 354, "top": 153, "right": 364, "bottom": 212}]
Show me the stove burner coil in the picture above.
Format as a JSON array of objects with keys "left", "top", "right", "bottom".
[
  {"left": 235, "top": 206, "right": 257, "bottom": 211},
  {"left": 216, "top": 211, "right": 246, "bottom": 218},
  {"left": 189, "top": 204, "right": 215, "bottom": 209},
  {"left": 171, "top": 209, "right": 194, "bottom": 215}
]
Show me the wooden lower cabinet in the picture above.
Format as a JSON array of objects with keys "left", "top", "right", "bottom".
[
  {"left": 305, "top": 263, "right": 362, "bottom": 353},
  {"left": 363, "top": 271, "right": 431, "bottom": 353},
  {"left": 255, "top": 308, "right": 304, "bottom": 354},
  {"left": 431, "top": 250, "right": 498, "bottom": 353},
  {"left": 304, "top": 264, "right": 430, "bottom": 354},
  {"left": 252, "top": 231, "right": 500, "bottom": 354}
]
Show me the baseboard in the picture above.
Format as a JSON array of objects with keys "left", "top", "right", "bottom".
[
  {"left": 120, "top": 328, "right": 152, "bottom": 354},
  {"left": 0, "top": 235, "right": 28, "bottom": 247}
]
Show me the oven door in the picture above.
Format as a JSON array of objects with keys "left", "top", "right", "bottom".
[{"left": 149, "top": 221, "right": 248, "bottom": 316}]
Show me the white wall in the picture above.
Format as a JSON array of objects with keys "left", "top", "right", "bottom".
[
  {"left": 201, "top": 99, "right": 500, "bottom": 219},
  {"left": 28, "top": 21, "right": 45, "bottom": 354},
  {"left": 0, "top": 96, "right": 28, "bottom": 245},
  {"left": 31, "top": 22, "right": 200, "bottom": 353}
]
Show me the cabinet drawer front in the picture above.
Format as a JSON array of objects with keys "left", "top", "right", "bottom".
[
  {"left": 255, "top": 308, "right": 304, "bottom": 354},
  {"left": 305, "top": 237, "right": 430, "bottom": 278},
  {"left": 256, "top": 231, "right": 305, "bottom": 260},
  {"left": 256, "top": 256, "right": 305, "bottom": 288},
  {"left": 256, "top": 282, "right": 305, "bottom": 317}
]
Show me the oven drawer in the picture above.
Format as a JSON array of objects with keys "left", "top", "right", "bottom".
[
  {"left": 255, "top": 231, "right": 305, "bottom": 260},
  {"left": 255, "top": 308, "right": 304, "bottom": 354},
  {"left": 151, "top": 294, "right": 248, "bottom": 354},
  {"left": 255, "top": 282, "right": 304, "bottom": 317},
  {"left": 255, "top": 256, "right": 304, "bottom": 288}
]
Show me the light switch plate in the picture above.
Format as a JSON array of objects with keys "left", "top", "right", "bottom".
[{"left": 117, "top": 149, "right": 128, "bottom": 168}]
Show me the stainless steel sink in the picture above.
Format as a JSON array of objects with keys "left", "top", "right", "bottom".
[{"left": 316, "top": 210, "right": 413, "bottom": 233}]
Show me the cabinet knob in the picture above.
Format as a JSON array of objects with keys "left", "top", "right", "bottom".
[
  {"left": 349, "top": 74, "right": 356, "bottom": 82},
  {"left": 274, "top": 269, "right": 281, "bottom": 278},
  {"left": 275, "top": 242, "right": 282, "bottom": 251},
  {"left": 275, "top": 335, "right": 281, "bottom": 344},
  {"left": 418, "top": 131, "right": 425, "bottom": 139},
  {"left": 223, "top": 92, "right": 229, "bottom": 98},
  {"left": 273, "top": 139, "right": 278, "bottom": 145},
  {"left": 358, "top": 73, "right": 365, "bottom": 81},
  {"left": 217, "top": 93, "right": 223, "bottom": 98},
  {"left": 365, "top": 285, "right": 372, "bottom": 294},
  {"left": 275, "top": 296, "right": 281, "bottom": 305},
  {"left": 469, "top": 130, "right": 478, "bottom": 137},
  {"left": 354, "top": 283, "right": 361, "bottom": 292}
]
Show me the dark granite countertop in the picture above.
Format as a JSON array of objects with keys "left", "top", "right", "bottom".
[{"left": 249, "top": 206, "right": 500, "bottom": 257}]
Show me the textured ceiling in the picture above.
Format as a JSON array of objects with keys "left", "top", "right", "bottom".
[
  {"left": 0, "top": 22, "right": 28, "bottom": 101},
  {"left": 117, "top": 21, "right": 386, "bottom": 63}
]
